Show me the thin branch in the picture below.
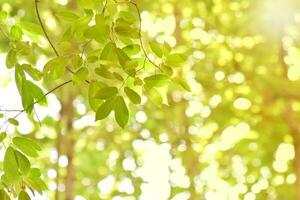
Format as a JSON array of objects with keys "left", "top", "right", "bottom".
[
  {"left": 130, "top": 1, "right": 162, "bottom": 72},
  {"left": 0, "top": 80, "right": 73, "bottom": 130},
  {"left": 35, "top": 0, "right": 59, "bottom": 57},
  {"left": 113, "top": 0, "right": 162, "bottom": 71},
  {"left": 0, "top": 109, "right": 23, "bottom": 112},
  {"left": 33, "top": 107, "right": 42, "bottom": 127}
]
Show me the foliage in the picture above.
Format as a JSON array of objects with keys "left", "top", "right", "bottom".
[{"left": 0, "top": 0, "right": 300, "bottom": 199}]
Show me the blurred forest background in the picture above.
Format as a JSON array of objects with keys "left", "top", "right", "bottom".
[{"left": 1, "top": 0, "right": 300, "bottom": 199}]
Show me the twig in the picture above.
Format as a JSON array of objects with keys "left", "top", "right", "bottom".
[
  {"left": 33, "top": 107, "right": 42, "bottom": 127},
  {"left": 113, "top": 0, "right": 162, "bottom": 71},
  {"left": 35, "top": 0, "right": 59, "bottom": 57},
  {"left": 0, "top": 80, "right": 72, "bottom": 130}
]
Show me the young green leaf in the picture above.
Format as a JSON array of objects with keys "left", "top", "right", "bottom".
[
  {"left": 56, "top": 11, "right": 79, "bottom": 21},
  {"left": 88, "top": 81, "right": 106, "bottom": 111},
  {"left": 22, "top": 64, "right": 42, "bottom": 81},
  {"left": 114, "top": 96, "right": 129, "bottom": 128},
  {"left": 95, "top": 97, "right": 115, "bottom": 121},
  {"left": 95, "top": 87, "right": 118, "bottom": 99},
  {"left": 19, "top": 21, "right": 43, "bottom": 35},
  {"left": 8, "top": 118, "right": 19, "bottom": 126},
  {"left": 15, "top": 150, "right": 30, "bottom": 175},
  {"left": 124, "top": 87, "right": 141, "bottom": 104},
  {"left": 18, "top": 191, "right": 30, "bottom": 200},
  {"left": 149, "top": 41, "right": 163, "bottom": 58},
  {"left": 27, "top": 80, "right": 47, "bottom": 105},
  {"left": 10, "top": 25, "right": 23, "bottom": 41},
  {"left": 166, "top": 53, "right": 187, "bottom": 67},
  {"left": 3, "top": 147, "right": 19, "bottom": 182},
  {"left": 43, "top": 56, "right": 67, "bottom": 80},
  {"left": 21, "top": 79, "right": 34, "bottom": 113},
  {"left": 144, "top": 74, "right": 169, "bottom": 88},
  {"left": 116, "top": 48, "right": 130, "bottom": 66},
  {"left": 100, "top": 42, "right": 116, "bottom": 61},
  {"left": 6, "top": 49, "right": 17, "bottom": 68},
  {"left": 0, "top": 113, "right": 3, "bottom": 118},
  {"left": 13, "top": 137, "right": 41, "bottom": 157},
  {"left": 95, "top": 67, "right": 114, "bottom": 79},
  {"left": 15, "top": 64, "right": 26, "bottom": 93},
  {"left": 0, "top": 132, "right": 7, "bottom": 142},
  {"left": 0, "top": 11, "right": 7, "bottom": 23},
  {"left": 73, "top": 67, "right": 89, "bottom": 84}
]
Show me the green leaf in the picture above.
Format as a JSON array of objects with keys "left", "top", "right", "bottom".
[
  {"left": 13, "top": 137, "right": 41, "bottom": 157},
  {"left": 95, "top": 87, "right": 118, "bottom": 99},
  {"left": 21, "top": 79, "right": 34, "bottom": 113},
  {"left": 43, "top": 56, "right": 67, "bottom": 80},
  {"left": 0, "top": 11, "right": 7, "bottom": 23},
  {"left": 149, "top": 41, "right": 163, "bottom": 58},
  {"left": 95, "top": 97, "right": 115, "bottom": 121},
  {"left": 0, "top": 189, "right": 10, "bottom": 200},
  {"left": 3, "top": 147, "right": 19, "bottom": 182},
  {"left": 15, "top": 65, "right": 26, "bottom": 93},
  {"left": 73, "top": 67, "right": 89, "bottom": 84},
  {"left": 166, "top": 53, "right": 187, "bottom": 67},
  {"left": 124, "top": 87, "right": 141, "bottom": 104},
  {"left": 26, "top": 80, "right": 47, "bottom": 105},
  {"left": 88, "top": 81, "right": 106, "bottom": 111},
  {"left": 0, "top": 113, "right": 3, "bottom": 118},
  {"left": 56, "top": 11, "right": 79, "bottom": 21},
  {"left": 18, "top": 191, "right": 30, "bottom": 200},
  {"left": 95, "top": 67, "right": 114, "bottom": 79},
  {"left": 175, "top": 78, "right": 191, "bottom": 92},
  {"left": 162, "top": 64, "right": 173, "bottom": 77},
  {"left": 19, "top": 22, "right": 43, "bottom": 35},
  {"left": 145, "top": 87, "right": 162, "bottom": 106},
  {"left": 144, "top": 74, "right": 169, "bottom": 88},
  {"left": 15, "top": 150, "right": 30, "bottom": 175},
  {"left": 6, "top": 49, "right": 17, "bottom": 68},
  {"left": 22, "top": 64, "right": 42, "bottom": 81},
  {"left": 0, "top": 132, "right": 7, "bottom": 142},
  {"left": 113, "top": 72, "right": 124, "bottom": 81},
  {"left": 100, "top": 42, "right": 117, "bottom": 61},
  {"left": 114, "top": 96, "right": 129, "bottom": 128},
  {"left": 122, "top": 44, "right": 140, "bottom": 56},
  {"left": 10, "top": 25, "right": 23, "bottom": 41},
  {"left": 116, "top": 48, "right": 130, "bottom": 66},
  {"left": 23, "top": 169, "right": 47, "bottom": 194},
  {"left": 8, "top": 118, "right": 19, "bottom": 126}
]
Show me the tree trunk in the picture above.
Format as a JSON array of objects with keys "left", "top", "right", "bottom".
[{"left": 62, "top": 94, "right": 75, "bottom": 200}]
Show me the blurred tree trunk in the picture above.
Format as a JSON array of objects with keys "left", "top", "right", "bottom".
[
  {"left": 279, "top": 35, "right": 300, "bottom": 200},
  {"left": 54, "top": 124, "right": 62, "bottom": 200},
  {"left": 62, "top": 94, "right": 75, "bottom": 200}
]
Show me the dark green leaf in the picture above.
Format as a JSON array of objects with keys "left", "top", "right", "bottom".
[
  {"left": 8, "top": 118, "right": 19, "bottom": 126},
  {"left": 18, "top": 191, "right": 30, "bottom": 200},
  {"left": 95, "top": 97, "right": 115, "bottom": 121},
  {"left": 0, "top": 132, "right": 7, "bottom": 142},
  {"left": 95, "top": 87, "right": 118, "bottom": 99},
  {"left": 0, "top": 189, "right": 10, "bottom": 200},
  {"left": 124, "top": 87, "right": 141, "bottom": 104},
  {"left": 114, "top": 96, "right": 129, "bottom": 128}
]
